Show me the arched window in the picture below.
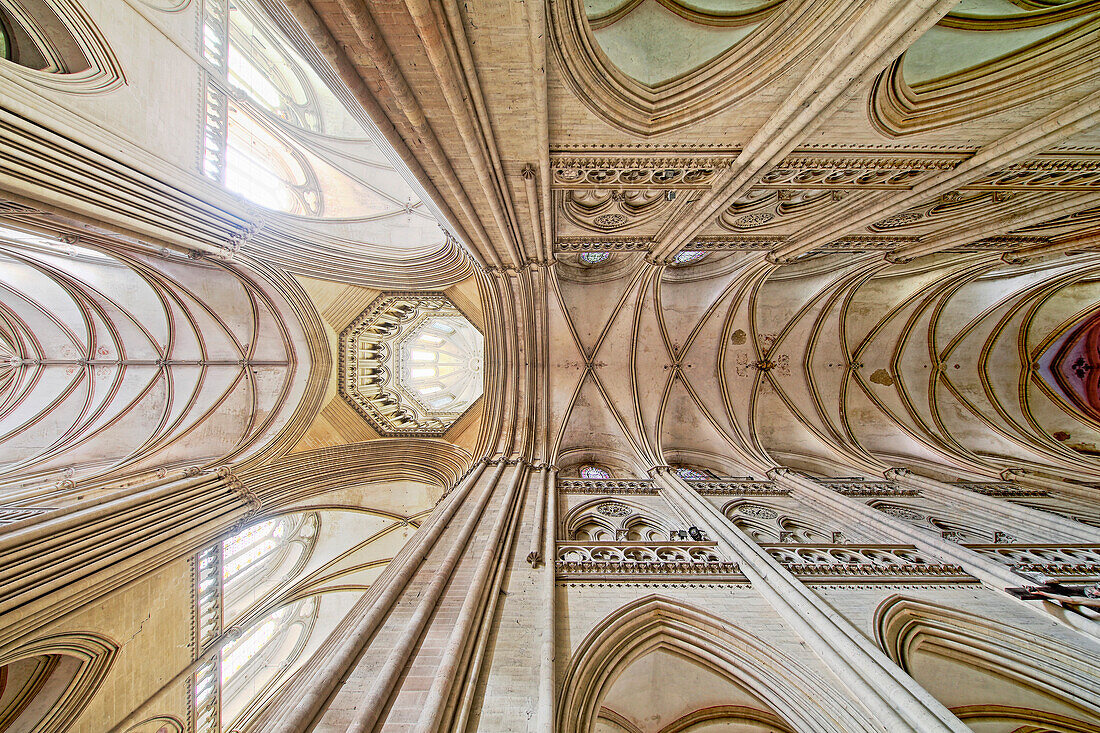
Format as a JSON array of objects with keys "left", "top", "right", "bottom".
[
  {"left": 226, "top": 0, "right": 320, "bottom": 131},
  {"left": 579, "top": 464, "right": 611, "bottom": 479},
  {"left": 579, "top": 252, "right": 610, "bottom": 265},
  {"left": 0, "top": 0, "right": 90, "bottom": 73},
  {"left": 673, "top": 466, "right": 712, "bottom": 480},
  {"left": 221, "top": 513, "right": 318, "bottom": 624},
  {"left": 223, "top": 106, "right": 320, "bottom": 216},
  {"left": 670, "top": 250, "right": 707, "bottom": 266},
  {"left": 201, "top": 0, "right": 426, "bottom": 221}
]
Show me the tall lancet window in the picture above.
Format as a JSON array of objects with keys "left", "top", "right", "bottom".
[
  {"left": 193, "top": 514, "right": 319, "bottom": 733},
  {"left": 199, "top": 0, "right": 428, "bottom": 222}
]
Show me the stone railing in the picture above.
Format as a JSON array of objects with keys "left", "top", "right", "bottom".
[
  {"left": 688, "top": 480, "right": 787, "bottom": 496},
  {"left": 760, "top": 544, "right": 971, "bottom": 582},
  {"left": 965, "top": 544, "right": 1100, "bottom": 579},
  {"left": 953, "top": 482, "right": 1049, "bottom": 498},
  {"left": 819, "top": 480, "right": 919, "bottom": 497},
  {"left": 555, "top": 542, "right": 741, "bottom": 579},
  {"left": 557, "top": 479, "right": 657, "bottom": 494}
]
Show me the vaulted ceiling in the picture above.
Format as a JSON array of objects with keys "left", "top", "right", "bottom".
[{"left": 277, "top": 0, "right": 1100, "bottom": 483}]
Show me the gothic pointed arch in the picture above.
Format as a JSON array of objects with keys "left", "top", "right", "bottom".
[
  {"left": 875, "top": 596, "right": 1100, "bottom": 725},
  {"left": 0, "top": 0, "right": 124, "bottom": 92},
  {"left": 0, "top": 633, "right": 118, "bottom": 733},
  {"left": 562, "top": 496, "right": 673, "bottom": 541},
  {"left": 558, "top": 595, "right": 878, "bottom": 732},
  {"left": 548, "top": 0, "right": 829, "bottom": 135},
  {"left": 869, "top": 2, "right": 1100, "bottom": 136}
]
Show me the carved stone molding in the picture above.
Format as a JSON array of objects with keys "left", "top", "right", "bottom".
[
  {"left": 953, "top": 482, "right": 1050, "bottom": 498},
  {"left": 551, "top": 155, "right": 731, "bottom": 189},
  {"left": 558, "top": 478, "right": 658, "bottom": 494},
  {"left": 821, "top": 481, "right": 920, "bottom": 498},
  {"left": 690, "top": 480, "right": 788, "bottom": 496}
]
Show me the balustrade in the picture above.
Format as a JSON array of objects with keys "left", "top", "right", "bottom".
[
  {"left": 760, "top": 544, "right": 971, "bottom": 581},
  {"left": 555, "top": 541, "right": 740, "bottom": 578},
  {"left": 966, "top": 544, "right": 1100, "bottom": 579}
]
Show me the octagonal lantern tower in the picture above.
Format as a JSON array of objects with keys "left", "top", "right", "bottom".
[{"left": 339, "top": 292, "right": 484, "bottom": 436}]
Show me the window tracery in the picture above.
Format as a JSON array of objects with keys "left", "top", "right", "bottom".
[
  {"left": 199, "top": 0, "right": 431, "bottom": 223},
  {"left": 669, "top": 250, "right": 707, "bottom": 266},
  {"left": 724, "top": 501, "right": 834, "bottom": 543},
  {"left": 193, "top": 515, "right": 321, "bottom": 732},
  {"left": 565, "top": 499, "right": 673, "bottom": 541},
  {"left": 579, "top": 464, "right": 612, "bottom": 479},
  {"left": 672, "top": 465, "right": 712, "bottom": 480},
  {"left": 579, "top": 251, "right": 611, "bottom": 265}
]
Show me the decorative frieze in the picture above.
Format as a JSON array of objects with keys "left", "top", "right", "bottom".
[
  {"left": 762, "top": 544, "right": 972, "bottom": 583},
  {"left": 556, "top": 542, "right": 740, "bottom": 579},
  {"left": 953, "top": 482, "right": 1050, "bottom": 498},
  {"left": 966, "top": 544, "right": 1100, "bottom": 580},
  {"left": 689, "top": 480, "right": 787, "bottom": 496},
  {"left": 551, "top": 156, "right": 728, "bottom": 189},
  {"left": 820, "top": 481, "right": 920, "bottom": 497},
  {"left": 0, "top": 506, "right": 53, "bottom": 525},
  {"left": 557, "top": 479, "right": 658, "bottom": 494},
  {"left": 553, "top": 234, "right": 1043, "bottom": 255}
]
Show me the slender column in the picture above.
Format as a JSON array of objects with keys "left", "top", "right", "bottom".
[
  {"left": 527, "top": 464, "right": 549, "bottom": 566},
  {"left": 412, "top": 461, "right": 528, "bottom": 732},
  {"left": 345, "top": 460, "right": 506, "bottom": 733},
  {"left": 1001, "top": 468, "right": 1100, "bottom": 503},
  {"left": 885, "top": 468, "right": 1100, "bottom": 544},
  {"left": 653, "top": 467, "right": 969, "bottom": 733},
  {"left": 0, "top": 469, "right": 250, "bottom": 649},
  {"left": 265, "top": 459, "right": 492, "bottom": 733},
  {"left": 536, "top": 467, "right": 557, "bottom": 733},
  {"left": 776, "top": 469, "right": 1100, "bottom": 642}
]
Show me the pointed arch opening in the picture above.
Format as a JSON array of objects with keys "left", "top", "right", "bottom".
[
  {"left": 0, "top": 633, "right": 118, "bottom": 733},
  {"left": 559, "top": 595, "right": 878, "bottom": 732},
  {"left": 875, "top": 596, "right": 1100, "bottom": 730}
]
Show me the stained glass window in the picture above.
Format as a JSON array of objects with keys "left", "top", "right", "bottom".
[
  {"left": 580, "top": 252, "right": 611, "bottom": 265},
  {"left": 673, "top": 467, "right": 710, "bottom": 480},
  {"left": 670, "top": 250, "right": 706, "bottom": 266},
  {"left": 0, "top": 16, "right": 9, "bottom": 62},
  {"left": 221, "top": 607, "right": 288, "bottom": 683},
  {"left": 580, "top": 465, "right": 611, "bottom": 479}
]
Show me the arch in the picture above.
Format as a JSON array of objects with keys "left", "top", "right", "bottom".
[
  {"left": 558, "top": 595, "right": 878, "bottom": 732},
  {"left": 721, "top": 499, "right": 834, "bottom": 543},
  {"left": 0, "top": 633, "right": 117, "bottom": 733},
  {"left": 875, "top": 596, "right": 1100, "bottom": 722},
  {"left": 869, "top": 4, "right": 1100, "bottom": 136},
  {"left": 124, "top": 716, "right": 184, "bottom": 733},
  {"left": 563, "top": 497, "right": 674, "bottom": 542},
  {"left": 0, "top": 0, "right": 124, "bottom": 92},
  {"left": 548, "top": 0, "right": 827, "bottom": 135}
]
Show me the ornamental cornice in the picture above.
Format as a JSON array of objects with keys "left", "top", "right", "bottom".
[
  {"left": 558, "top": 479, "right": 658, "bottom": 494},
  {"left": 555, "top": 560, "right": 742, "bottom": 577},
  {"left": 780, "top": 562, "right": 970, "bottom": 579},
  {"left": 953, "top": 482, "right": 1050, "bottom": 497},
  {"left": 689, "top": 481, "right": 786, "bottom": 496}
]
